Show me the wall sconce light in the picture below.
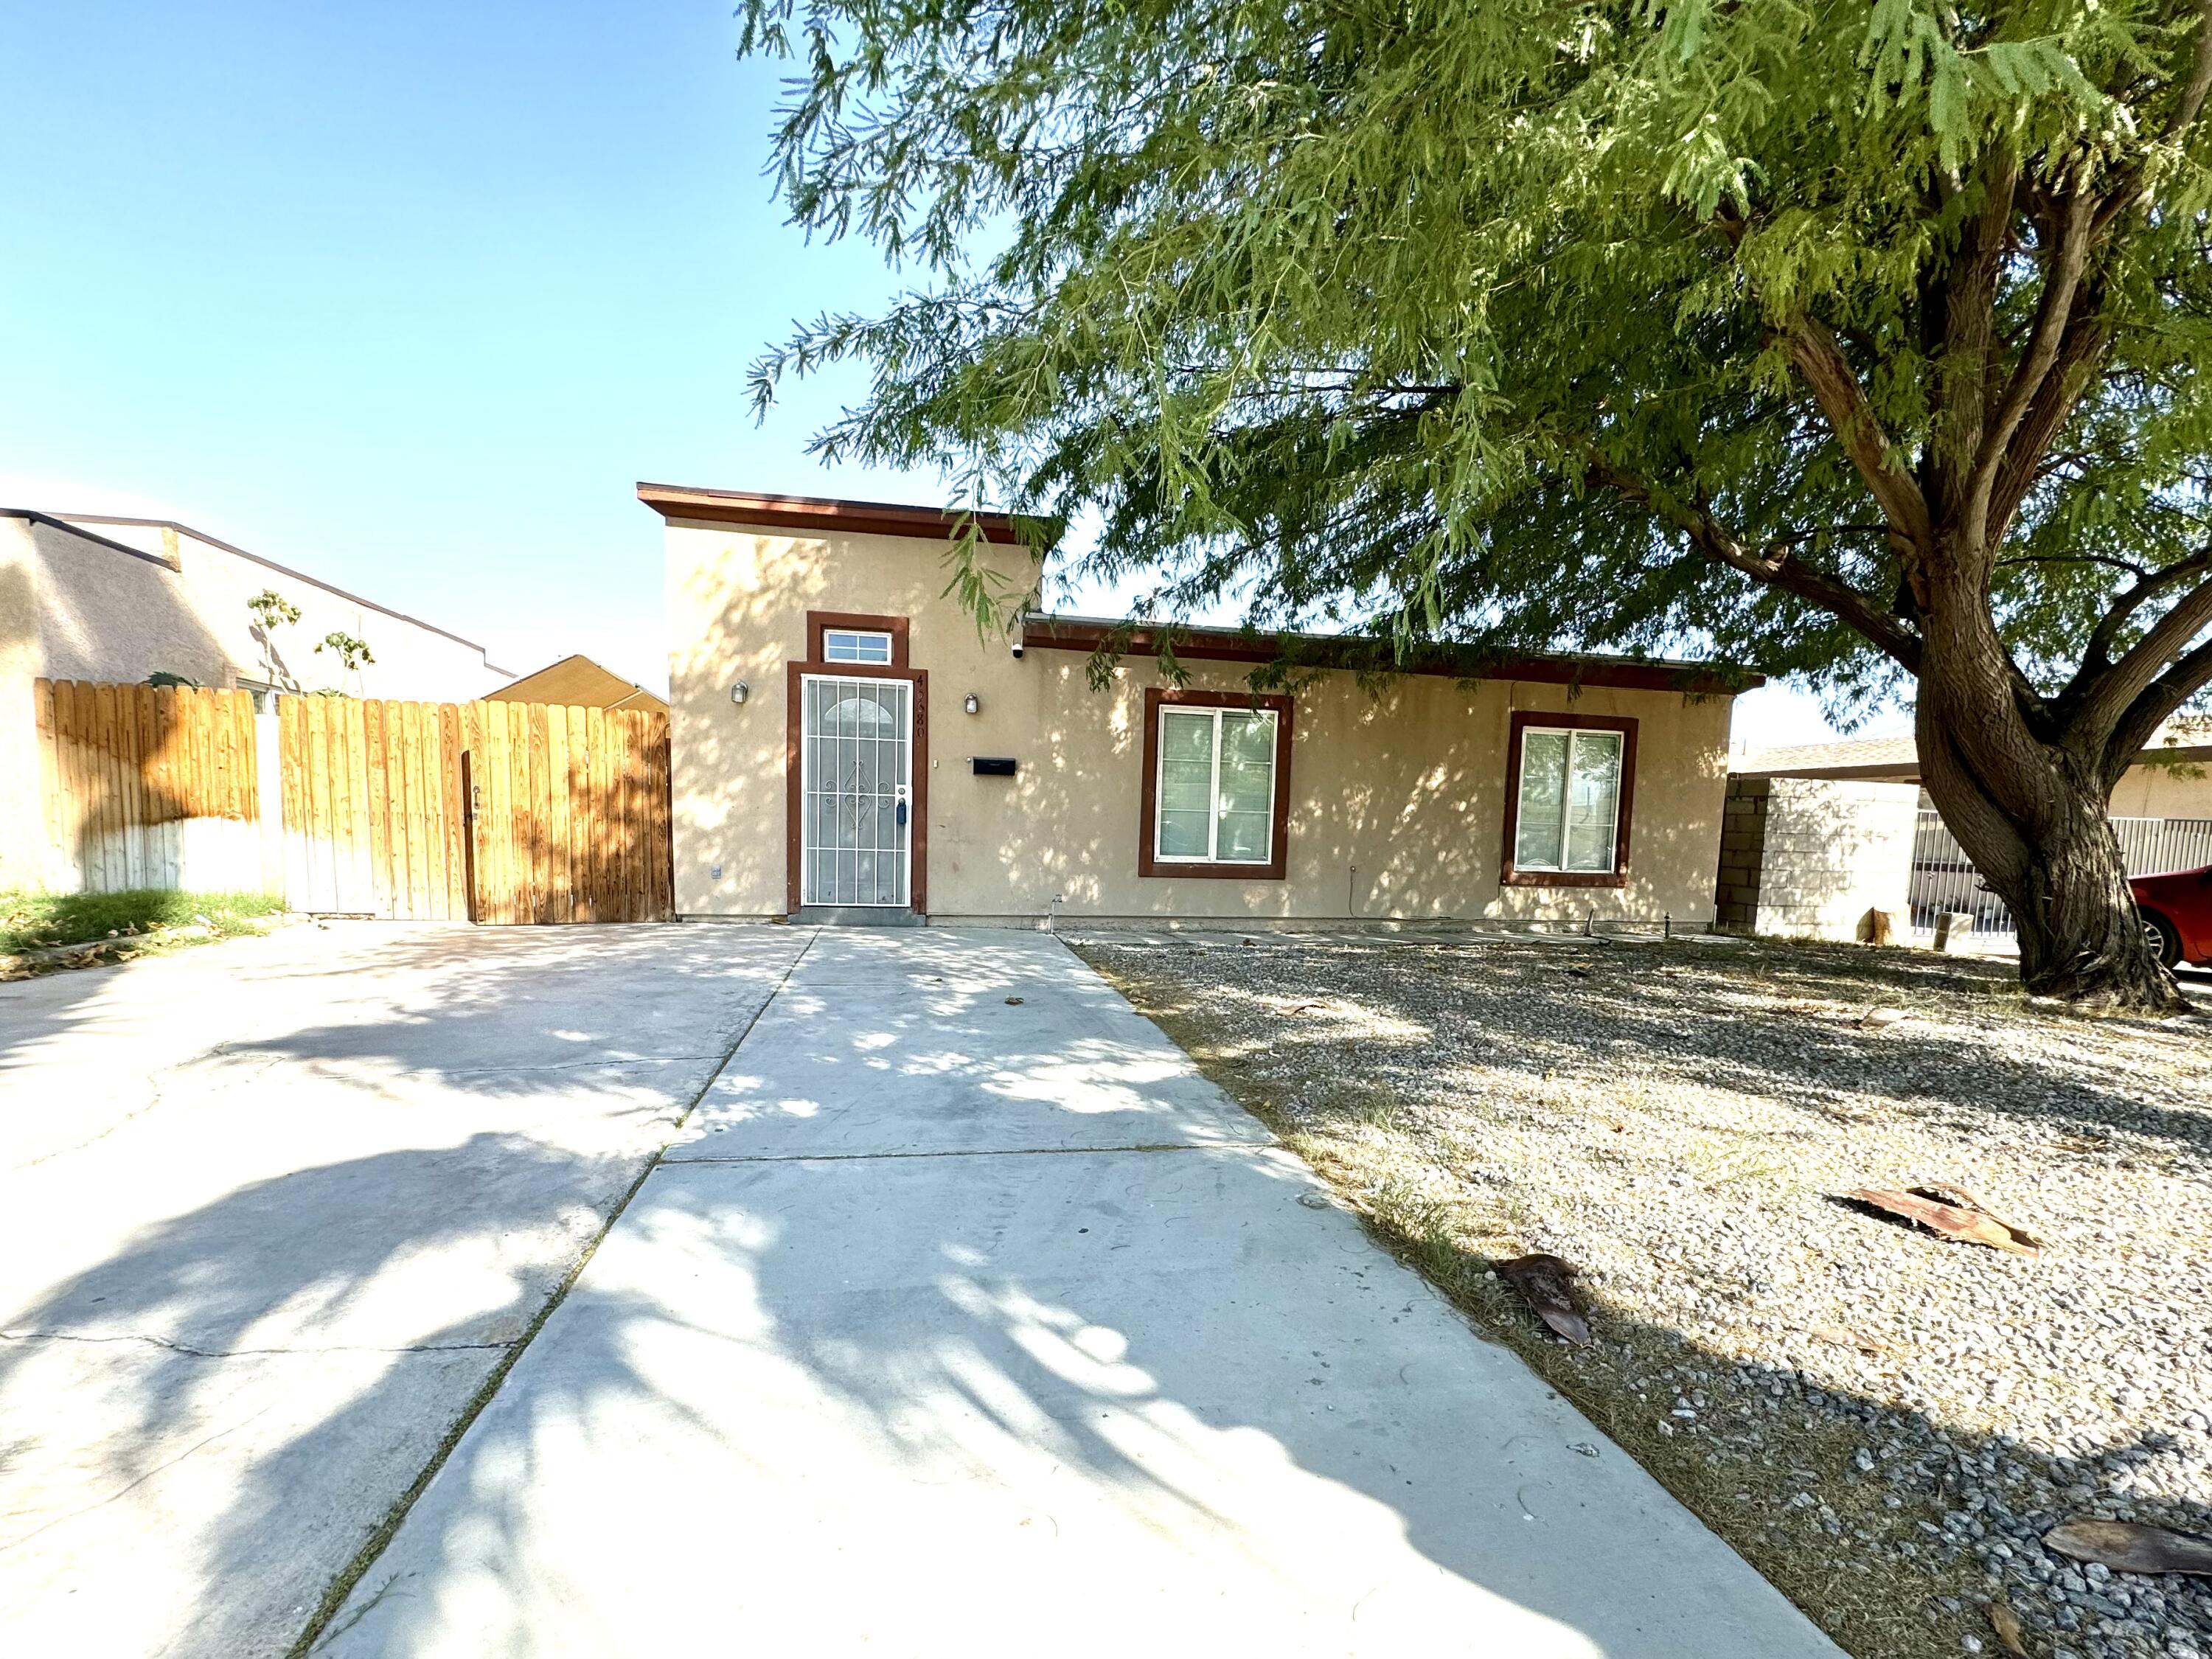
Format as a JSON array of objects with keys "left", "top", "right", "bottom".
[
  {"left": 963, "top": 692, "right": 981, "bottom": 715},
  {"left": 731, "top": 681, "right": 751, "bottom": 706}
]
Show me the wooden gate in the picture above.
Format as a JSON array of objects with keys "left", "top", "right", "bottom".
[
  {"left": 278, "top": 695, "right": 672, "bottom": 922},
  {"left": 278, "top": 695, "right": 470, "bottom": 919},
  {"left": 33, "top": 680, "right": 268, "bottom": 894},
  {"left": 461, "top": 700, "right": 674, "bottom": 925}
]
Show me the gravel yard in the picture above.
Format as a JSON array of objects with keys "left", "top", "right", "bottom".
[{"left": 1070, "top": 931, "right": 2212, "bottom": 1659}]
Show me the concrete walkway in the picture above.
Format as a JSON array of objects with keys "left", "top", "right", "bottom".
[
  {"left": 316, "top": 929, "right": 1842, "bottom": 1658},
  {"left": 0, "top": 921, "right": 809, "bottom": 1659}
]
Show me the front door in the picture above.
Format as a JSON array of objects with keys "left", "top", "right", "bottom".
[{"left": 799, "top": 674, "right": 913, "bottom": 907}]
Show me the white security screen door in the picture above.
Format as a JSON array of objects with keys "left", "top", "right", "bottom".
[{"left": 801, "top": 675, "right": 913, "bottom": 906}]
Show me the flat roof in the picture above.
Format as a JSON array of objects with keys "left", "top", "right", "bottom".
[
  {"left": 1735, "top": 731, "right": 2212, "bottom": 780},
  {"left": 636, "top": 483, "right": 1028, "bottom": 546},
  {"left": 1020, "top": 613, "right": 1763, "bottom": 695}
]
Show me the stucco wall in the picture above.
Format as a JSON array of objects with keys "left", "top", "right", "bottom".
[
  {"left": 38, "top": 517, "right": 510, "bottom": 702},
  {"left": 0, "top": 519, "right": 43, "bottom": 889},
  {"left": 1, "top": 513, "right": 512, "bottom": 891},
  {"left": 666, "top": 518, "right": 1738, "bottom": 925},
  {"left": 2109, "top": 757, "right": 2212, "bottom": 819},
  {"left": 1746, "top": 776, "right": 1920, "bottom": 942}
]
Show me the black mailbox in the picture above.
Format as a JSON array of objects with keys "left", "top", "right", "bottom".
[{"left": 971, "top": 756, "right": 1018, "bottom": 777}]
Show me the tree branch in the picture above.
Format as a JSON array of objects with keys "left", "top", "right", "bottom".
[
  {"left": 1780, "top": 316, "right": 1934, "bottom": 551},
  {"left": 1983, "top": 310, "right": 2112, "bottom": 548},
  {"left": 2105, "top": 633, "right": 2212, "bottom": 787},
  {"left": 2077, "top": 551, "right": 2212, "bottom": 671},
  {"left": 2072, "top": 573, "right": 2212, "bottom": 740},
  {"left": 2166, "top": 0, "right": 2212, "bottom": 142},
  {"left": 1998, "top": 551, "right": 2153, "bottom": 580},
  {"left": 1582, "top": 453, "right": 1924, "bottom": 670},
  {"left": 1969, "top": 185, "right": 2098, "bottom": 527},
  {"left": 1927, "top": 149, "right": 2020, "bottom": 521}
]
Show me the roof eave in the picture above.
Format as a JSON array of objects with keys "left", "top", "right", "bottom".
[
  {"left": 1017, "top": 614, "right": 1763, "bottom": 695},
  {"left": 636, "top": 483, "right": 1028, "bottom": 546}
]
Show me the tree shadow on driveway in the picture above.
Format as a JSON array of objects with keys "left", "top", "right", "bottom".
[{"left": 0, "top": 920, "right": 810, "bottom": 1659}]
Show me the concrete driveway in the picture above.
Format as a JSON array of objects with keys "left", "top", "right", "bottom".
[
  {"left": 313, "top": 929, "right": 1843, "bottom": 1658},
  {"left": 0, "top": 921, "right": 809, "bottom": 1659}
]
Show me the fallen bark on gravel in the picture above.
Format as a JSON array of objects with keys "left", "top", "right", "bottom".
[{"left": 2045, "top": 1519, "right": 2212, "bottom": 1577}]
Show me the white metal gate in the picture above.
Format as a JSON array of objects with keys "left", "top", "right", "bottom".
[
  {"left": 1909, "top": 810, "right": 2212, "bottom": 939},
  {"left": 799, "top": 675, "right": 912, "bottom": 906}
]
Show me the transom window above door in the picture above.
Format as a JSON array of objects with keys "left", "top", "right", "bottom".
[
  {"left": 821, "top": 628, "right": 894, "bottom": 664},
  {"left": 1138, "top": 689, "right": 1294, "bottom": 880},
  {"left": 1502, "top": 714, "right": 1637, "bottom": 886}
]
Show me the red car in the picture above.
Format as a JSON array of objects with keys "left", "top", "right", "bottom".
[{"left": 2133, "top": 864, "right": 2212, "bottom": 967}]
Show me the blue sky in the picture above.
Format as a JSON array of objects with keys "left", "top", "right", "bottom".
[{"left": 2, "top": 1, "right": 1885, "bottom": 744}]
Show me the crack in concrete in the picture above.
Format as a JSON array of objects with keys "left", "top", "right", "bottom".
[
  {"left": 5, "top": 1054, "right": 287, "bottom": 1173},
  {"left": 285, "top": 931, "right": 821, "bottom": 1659},
  {"left": 0, "top": 1402, "right": 276, "bottom": 1558},
  {"left": 0, "top": 1330, "right": 515, "bottom": 1360},
  {"left": 433, "top": 1053, "right": 737, "bottom": 1076},
  {"left": 310, "top": 1568, "right": 417, "bottom": 1652}
]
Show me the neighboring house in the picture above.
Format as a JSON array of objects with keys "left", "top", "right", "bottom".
[
  {"left": 646, "top": 482, "right": 1761, "bottom": 928},
  {"left": 1717, "top": 728, "right": 2212, "bottom": 942},
  {"left": 488, "top": 653, "right": 669, "bottom": 717},
  {"left": 1728, "top": 730, "right": 2212, "bottom": 818},
  {"left": 1, "top": 509, "right": 513, "bottom": 888}
]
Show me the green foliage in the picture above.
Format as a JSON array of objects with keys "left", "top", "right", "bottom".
[
  {"left": 246, "top": 588, "right": 301, "bottom": 632},
  {"left": 739, "top": 0, "right": 2212, "bottom": 724},
  {"left": 0, "top": 889, "right": 285, "bottom": 956},
  {"left": 145, "top": 671, "right": 201, "bottom": 689},
  {"left": 315, "top": 630, "right": 375, "bottom": 673}
]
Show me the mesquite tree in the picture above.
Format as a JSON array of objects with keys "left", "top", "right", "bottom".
[{"left": 740, "top": 0, "right": 2212, "bottom": 1010}]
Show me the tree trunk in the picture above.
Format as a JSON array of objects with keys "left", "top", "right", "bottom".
[
  {"left": 1912, "top": 595, "right": 2185, "bottom": 1014},
  {"left": 1974, "top": 779, "right": 2181, "bottom": 1009},
  {"left": 1917, "top": 723, "right": 2185, "bottom": 1014}
]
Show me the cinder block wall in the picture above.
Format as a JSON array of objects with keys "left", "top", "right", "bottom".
[
  {"left": 1714, "top": 777, "right": 1770, "bottom": 929},
  {"left": 1738, "top": 776, "right": 1920, "bottom": 941}
]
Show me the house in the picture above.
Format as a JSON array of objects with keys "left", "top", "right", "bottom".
[
  {"left": 647, "top": 482, "right": 1760, "bottom": 928},
  {"left": 0, "top": 508, "right": 514, "bottom": 889},
  {"left": 488, "top": 653, "right": 669, "bottom": 717},
  {"left": 1717, "top": 730, "right": 2212, "bottom": 943},
  {"left": 1731, "top": 730, "right": 2212, "bottom": 818}
]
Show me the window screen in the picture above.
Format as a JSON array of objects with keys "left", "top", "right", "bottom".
[
  {"left": 1514, "top": 728, "right": 1623, "bottom": 873},
  {"left": 1154, "top": 706, "right": 1277, "bottom": 863}
]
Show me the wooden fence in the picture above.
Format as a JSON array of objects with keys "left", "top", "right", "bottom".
[
  {"left": 457, "top": 699, "right": 674, "bottom": 925},
  {"left": 279, "top": 695, "right": 672, "bottom": 922},
  {"left": 34, "top": 680, "right": 267, "bottom": 894},
  {"left": 30, "top": 680, "right": 673, "bottom": 925},
  {"left": 279, "top": 695, "right": 470, "bottom": 919}
]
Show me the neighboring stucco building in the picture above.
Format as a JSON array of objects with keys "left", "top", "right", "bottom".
[
  {"left": 1722, "top": 728, "right": 2212, "bottom": 943},
  {"left": 1733, "top": 731, "right": 2212, "bottom": 818},
  {"left": 1714, "top": 775, "right": 1921, "bottom": 939},
  {"left": 648, "top": 483, "right": 1758, "bottom": 928},
  {"left": 1, "top": 509, "right": 513, "bottom": 888}
]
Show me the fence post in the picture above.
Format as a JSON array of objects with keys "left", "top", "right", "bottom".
[{"left": 257, "top": 703, "right": 285, "bottom": 899}]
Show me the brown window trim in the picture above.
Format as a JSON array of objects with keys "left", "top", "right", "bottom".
[
  {"left": 1137, "top": 687, "right": 1293, "bottom": 880},
  {"left": 1500, "top": 711, "right": 1638, "bottom": 888},
  {"left": 785, "top": 661, "right": 929, "bottom": 914},
  {"left": 807, "top": 611, "right": 910, "bottom": 668}
]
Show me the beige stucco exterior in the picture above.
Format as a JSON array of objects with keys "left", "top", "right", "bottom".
[
  {"left": 1, "top": 510, "right": 512, "bottom": 890},
  {"left": 2108, "top": 754, "right": 2212, "bottom": 818},
  {"left": 665, "top": 515, "right": 1740, "bottom": 927}
]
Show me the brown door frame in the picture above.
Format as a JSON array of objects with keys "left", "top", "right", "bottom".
[{"left": 785, "top": 661, "right": 929, "bottom": 915}]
